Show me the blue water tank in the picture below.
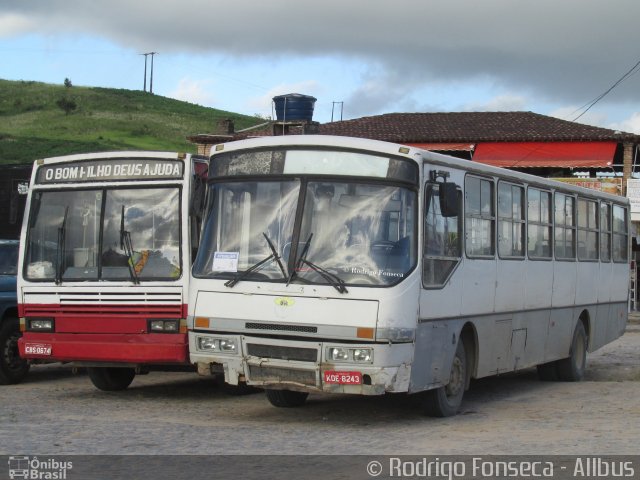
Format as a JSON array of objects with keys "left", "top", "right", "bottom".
[{"left": 273, "top": 94, "right": 317, "bottom": 122}]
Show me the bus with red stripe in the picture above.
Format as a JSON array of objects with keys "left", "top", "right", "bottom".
[{"left": 17, "top": 151, "right": 207, "bottom": 390}]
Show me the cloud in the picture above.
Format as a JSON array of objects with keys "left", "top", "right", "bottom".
[
  {"left": 0, "top": 13, "right": 34, "bottom": 37},
  {"left": 169, "top": 77, "right": 216, "bottom": 107},
  {"left": 3, "top": 0, "right": 640, "bottom": 120},
  {"left": 462, "top": 94, "right": 529, "bottom": 112},
  {"left": 548, "top": 105, "right": 609, "bottom": 130},
  {"left": 608, "top": 112, "right": 640, "bottom": 135}
]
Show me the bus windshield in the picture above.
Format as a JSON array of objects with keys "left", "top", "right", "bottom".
[
  {"left": 193, "top": 179, "right": 417, "bottom": 287},
  {"left": 24, "top": 187, "right": 181, "bottom": 282}
]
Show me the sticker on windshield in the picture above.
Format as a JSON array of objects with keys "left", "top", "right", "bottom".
[{"left": 213, "top": 252, "right": 239, "bottom": 272}]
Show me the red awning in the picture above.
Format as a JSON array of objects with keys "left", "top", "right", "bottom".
[
  {"left": 472, "top": 142, "right": 617, "bottom": 168},
  {"left": 407, "top": 142, "right": 475, "bottom": 151}
]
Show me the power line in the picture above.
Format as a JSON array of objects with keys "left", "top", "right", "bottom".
[{"left": 572, "top": 58, "right": 640, "bottom": 121}]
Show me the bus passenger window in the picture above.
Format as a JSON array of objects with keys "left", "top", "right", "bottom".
[
  {"left": 423, "top": 184, "right": 461, "bottom": 287},
  {"left": 612, "top": 204, "right": 628, "bottom": 262},
  {"left": 465, "top": 176, "right": 495, "bottom": 257},
  {"left": 600, "top": 203, "right": 612, "bottom": 262},
  {"left": 527, "top": 188, "right": 552, "bottom": 259}
]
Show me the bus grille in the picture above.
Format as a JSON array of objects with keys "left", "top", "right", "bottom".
[
  {"left": 246, "top": 344, "right": 318, "bottom": 362},
  {"left": 248, "top": 365, "right": 317, "bottom": 386},
  {"left": 245, "top": 322, "right": 317, "bottom": 334},
  {"left": 22, "top": 291, "right": 183, "bottom": 317}
]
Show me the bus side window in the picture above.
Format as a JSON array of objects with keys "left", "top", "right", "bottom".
[{"left": 423, "top": 184, "right": 461, "bottom": 288}]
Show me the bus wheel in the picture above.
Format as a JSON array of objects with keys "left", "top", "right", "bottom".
[
  {"left": 224, "top": 382, "right": 261, "bottom": 396},
  {"left": 87, "top": 367, "right": 136, "bottom": 391},
  {"left": 0, "top": 317, "right": 30, "bottom": 385},
  {"left": 422, "top": 340, "right": 467, "bottom": 417},
  {"left": 0, "top": 317, "right": 29, "bottom": 385},
  {"left": 265, "top": 389, "right": 309, "bottom": 408},
  {"left": 556, "top": 322, "right": 588, "bottom": 382}
]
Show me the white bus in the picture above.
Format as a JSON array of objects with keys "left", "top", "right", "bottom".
[
  {"left": 18, "top": 151, "right": 208, "bottom": 391},
  {"left": 189, "top": 135, "right": 629, "bottom": 416}
]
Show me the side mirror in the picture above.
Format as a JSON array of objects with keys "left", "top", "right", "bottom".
[{"left": 439, "top": 183, "right": 459, "bottom": 217}]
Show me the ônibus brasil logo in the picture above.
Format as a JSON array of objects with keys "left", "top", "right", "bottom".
[{"left": 8, "top": 456, "right": 73, "bottom": 479}]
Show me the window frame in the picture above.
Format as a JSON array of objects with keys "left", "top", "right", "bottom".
[
  {"left": 612, "top": 204, "right": 629, "bottom": 263},
  {"left": 577, "top": 197, "right": 599, "bottom": 262},
  {"left": 464, "top": 174, "right": 495, "bottom": 259},
  {"left": 599, "top": 201, "right": 612, "bottom": 263},
  {"left": 554, "top": 192, "right": 577, "bottom": 261},
  {"left": 527, "top": 187, "right": 553, "bottom": 260},
  {"left": 497, "top": 180, "right": 525, "bottom": 260},
  {"left": 422, "top": 182, "right": 462, "bottom": 289}
]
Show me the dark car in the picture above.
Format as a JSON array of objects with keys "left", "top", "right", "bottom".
[{"left": 0, "top": 239, "right": 29, "bottom": 384}]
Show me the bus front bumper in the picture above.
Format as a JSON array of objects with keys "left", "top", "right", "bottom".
[
  {"left": 189, "top": 332, "right": 413, "bottom": 395},
  {"left": 18, "top": 332, "right": 189, "bottom": 364}
]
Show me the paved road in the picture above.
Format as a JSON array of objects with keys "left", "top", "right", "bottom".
[{"left": 2, "top": 323, "right": 639, "bottom": 457}]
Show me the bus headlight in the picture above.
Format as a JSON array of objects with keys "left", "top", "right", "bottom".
[
  {"left": 352, "top": 348, "right": 373, "bottom": 363},
  {"left": 148, "top": 319, "right": 180, "bottom": 333},
  {"left": 326, "top": 346, "right": 373, "bottom": 364},
  {"left": 328, "top": 347, "right": 349, "bottom": 361},
  {"left": 196, "top": 336, "right": 238, "bottom": 354},
  {"left": 27, "top": 318, "right": 54, "bottom": 332}
]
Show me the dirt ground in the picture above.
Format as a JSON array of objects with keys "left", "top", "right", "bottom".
[{"left": 1, "top": 319, "right": 639, "bottom": 456}]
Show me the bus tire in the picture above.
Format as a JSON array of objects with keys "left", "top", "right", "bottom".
[
  {"left": 87, "top": 367, "right": 136, "bottom": 391},
  {"left": 0, "top": 317, "right": 30, "bottom": 385},
  {"left": 422, "top": 339, "right": 467, "bottom": 417},
  {"left": 556, "top": 322, "right": 588, "bottom": 382},
  {"left": 224, "top": 382, "right": 261, "bottom": 396},
  {"left": 264, "top": 388, "right": 308, "bottom": 408}
]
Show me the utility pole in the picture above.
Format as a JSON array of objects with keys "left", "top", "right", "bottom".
[
  {"left": 140, "top": 53, "right": 149, "bottom": 92},
  {"left": 149, "top": 52, "right": 157, "bottom": 94},
  {"left": 140, "top": 52, "right": 158, "bottom": 93}
]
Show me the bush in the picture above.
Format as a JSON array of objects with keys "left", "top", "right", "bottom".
[{"left": 56, "top": 97, "right": 77, "bottom": 115}]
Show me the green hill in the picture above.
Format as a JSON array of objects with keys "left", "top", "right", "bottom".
[{"left": 0, "top": 78, "right": 263, "bottom": 164}]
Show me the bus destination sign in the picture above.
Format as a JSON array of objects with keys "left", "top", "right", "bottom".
[{"left": 36, "top": 158, "right": 184, "bottom": 184}]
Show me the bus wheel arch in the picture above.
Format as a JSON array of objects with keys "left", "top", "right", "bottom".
[
  {"left": 422, "top": 331, "right": 470, "bottom": 417},
  {"left": 577, "top": 310, "right": 591, "bottom": 351},
  {"left": 556, "top": 314, "right": 589, "bottom": 382},
  {"left": 460, "top": 322, "right": 477, "bottom": 389}
]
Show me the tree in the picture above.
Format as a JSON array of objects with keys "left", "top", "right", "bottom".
[
  {"left": 56, "top": 97, "right": 77, "bottom": 115},
  {"left": 64, "top": 78, "right": 73, "bottom": 88}
]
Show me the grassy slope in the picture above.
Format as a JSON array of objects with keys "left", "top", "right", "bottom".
[{"left": 0, "top": 79, "right": 261, "bottom": 164}]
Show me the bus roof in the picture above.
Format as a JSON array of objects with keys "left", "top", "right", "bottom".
[{"left": 212, "top": 135, "right": 629, "bottom": 204}]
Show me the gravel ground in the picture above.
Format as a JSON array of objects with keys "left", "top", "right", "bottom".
[{"left": 1, "top": 321, "right": 639, "bottom": 457}]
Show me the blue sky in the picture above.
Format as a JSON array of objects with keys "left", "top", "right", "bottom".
[{"left": 3, "top": 0, "right": 640, "bottom": 132}]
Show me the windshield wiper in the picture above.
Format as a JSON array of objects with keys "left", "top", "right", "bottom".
[
  {"left": 55, "top": 206, "right": 69, "bottom": 285},
  {"left": 224, "top": 233, "right": 286, "bottom": 288},
  {"left": 286, "top": 233, "right": 312, "bottom": 286},
  {"left": 120, "top": 205, "right": 140, "bottom": 284},
  {"left": 287, "top": 233, "right": 347, "bottom": 294},
  {"left": 298, "top": 258, "right": 348, "bottom": 294}
]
